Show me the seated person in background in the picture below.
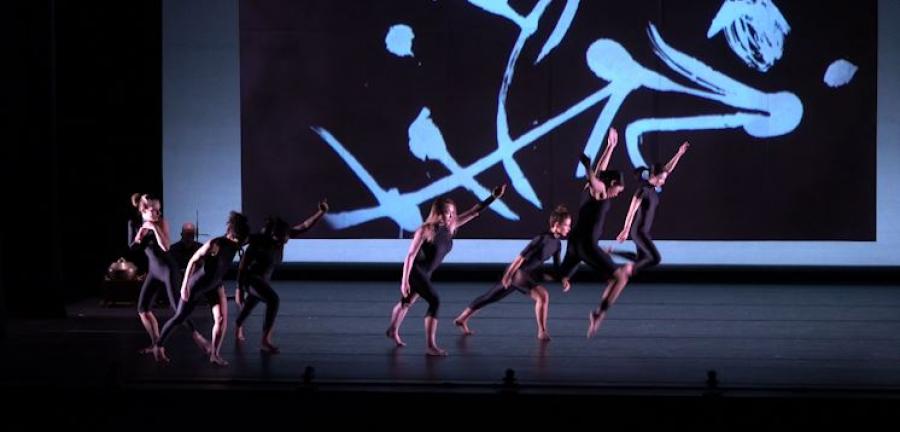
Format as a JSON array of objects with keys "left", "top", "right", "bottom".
[{"left": 169, "top": 222, "right": 200, "bottom": 273}]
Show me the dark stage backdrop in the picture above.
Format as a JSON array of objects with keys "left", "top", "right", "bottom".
[{"left": 241, "top": 0, "right": 875, "bottom": 241}]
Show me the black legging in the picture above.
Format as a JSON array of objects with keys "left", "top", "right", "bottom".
[
  {"left": 561, "top": 240, "right": 616, "bottom": 280},
  {"left": 137, "top": 262, "right": 197, "bottom": 331},
  {"left": 157, "top": 288, "right": 219, "bottom": 347},
  {"left": 469, "top": 270, "right": 536, "bottom": 311},
  {"left": 615, "top": 229, "right": 660, "bottom": 272},
  {"left": 235, "top": 274, "right": 280, "bottom": 333},
  {"left": 401, "top": 267, "right": 440, "bottom": 318}
]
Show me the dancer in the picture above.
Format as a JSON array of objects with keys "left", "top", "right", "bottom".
[
  {"left": 386, "top": 184, "right": 507, "bottom": 356},
  {"left": 152, "top": 211, "right": 250, "bottom": 366},
  {"left": 454, "top": 205, "right": 571, "bottom": 341},
  {"left": 614, "top": 142, "right": 689, "bottom": 272},
  {"left": 234, "top": 199, "right": 329, "bottom": 353},
  {"left": 129, "top": 194, "right": 208, "bottom": 354},
  {"left": 558, "top": 128, "right": 634, "bottom": 338}
]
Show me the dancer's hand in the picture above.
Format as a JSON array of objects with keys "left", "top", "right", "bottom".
[
  {"left": 562, "top": 278, "right": 571, "bottom": 292},
  {"left": 180, "top": 287, "right": 190, "bottom": 302},
  {"left": 616, "top": 231, "right": 628, "bottom": 243},
  {"left": 319, "top": 199, "right": 329, "bottom": 212},
  {"left": 501, "top": 275, "right": 512, "bottom": 289},
  {"left": 607, "top": 127, "right": 618, "bottom": 147},
  {"left": 401, "top": 280, "right": 411, "bottom": 298},
  {"left": 492, "top": 184, "right": 507, "bottom": 199},
  {"left": 141, "top": 221, "right": 158, "bottom": 231},
  {"left": 678, "top": 141, "right": 690, "bottom": 154}
]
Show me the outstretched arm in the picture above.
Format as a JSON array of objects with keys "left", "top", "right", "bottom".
[
  {"left": 290, "top": 199, "right": 329, "bottom": 238},
  {"left": 457, "top": 184, "right": 507, "bottom": 227},
  {"left": 664, "top": 142, "right": 689, "bottom": 175},
  {"left": 595, "top": 127, "right": 618, "bottom": 174}
]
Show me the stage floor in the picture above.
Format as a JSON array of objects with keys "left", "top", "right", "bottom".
[{"left": 5, "top": 280, "right": 900, "bottom": 397}]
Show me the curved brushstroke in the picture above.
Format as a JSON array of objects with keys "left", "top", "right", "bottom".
[
  {"left": 312, "top": 127, "right": 424, "bottom": 231},
  {"left": 311, "top": 85, "right": 613, "bottom": 230},
  {"left": 312, "top": 5, "right": 805, "bottom": 232},
  {"left": 536, "top": 0, "right": 581, "bottom": 63},
  {"left": 493, "top": 0, "right": 552, "bottom": 208},
  {"left": 408, "top": 108, "right": 518, "bottom": 219},
  {"left": 619, "top": 24, "right": 802, "bottom": 168},
  {"left": 467, "top": 0, "right": 528, "bottom": 29}
]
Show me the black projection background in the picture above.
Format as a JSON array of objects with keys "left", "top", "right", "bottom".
[{"left": 241, "top": 0, "right": 875, "bottom": 240}]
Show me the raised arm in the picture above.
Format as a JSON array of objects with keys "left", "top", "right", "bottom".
[
  {"left": 400, "top": 228, "right": 427, "bottom": 297},
  {"left": 595, "top": 127, "right": 618, "bottom": 174},
  {"left": 457, "top": 184, "right": 507, "bottom": 227},
  {"left": 664, "top": 142, "right": 690, "bottom": 175},
  {"left": 290, "top": 199, "right": 329, "bottom": 238},
  {"left": 579, "top": 154, "right": 607, "bottom": 200}
]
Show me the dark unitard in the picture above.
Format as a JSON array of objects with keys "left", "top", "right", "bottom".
[
  {"left": 468, "top": 232, "right": 561, "bottom": 311},
  {"left": 615, "top": 182, "right": 661, "bottom": 272},
  {"left": 156, "top": 236, "right": 242, "bottom": 346},
  {"left": 234, "top": 231, "right": 293, "bottom": 334},
  {"left": 560, "top": 190, "right": 618, "bottom": 280},
  {"left": 130, "top": 221, "right": 196, "bottom": 331},
  {"left": 399, "top": 195, "right": 498, "bottom": 317},
  {"left": 402, "top": 225, "right": 453, "bottom": 318}
]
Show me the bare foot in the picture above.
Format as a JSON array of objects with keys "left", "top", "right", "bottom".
[
  {"left": 209, "top": 355, "right": 229, "bottom": 366},
  {"left": 153, "top": 346, "right": 170, "bottom": 363},
  {"left": 235, "top": 326, "right": 246, "bottom": 342},
  {"left": 386, "top": 328, "right": 406, "bottom": 347},
  {"left": 537, "top": 331, "right": 551, "bottom": 341},
  {"left": 454, "top": 319, "right": 473, "bottom": 336},
  {"left": 192, "top": 332, "right": 212, "bottom": 354},
  {"left": 426, "top": 346, "right": 448, "bottom": 356},
  {"left": 587, "top": 311, "right": 602, "bottom": 338},
  {"left": 261, "top": 341, "right": 280, "bottom": 354}
]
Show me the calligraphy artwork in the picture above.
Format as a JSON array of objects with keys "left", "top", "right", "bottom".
[{"left": 241, "top": 0, "right": 875, "bottom": 240}]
